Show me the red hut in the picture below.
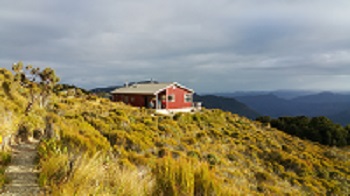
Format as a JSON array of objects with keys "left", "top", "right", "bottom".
[{"left": 111, "top": 82, "right": 197, "bottom": 113}]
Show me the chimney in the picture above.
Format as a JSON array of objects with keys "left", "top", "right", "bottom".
[{"left": 124, "top": 81, "right": 129, "bottom": 87}]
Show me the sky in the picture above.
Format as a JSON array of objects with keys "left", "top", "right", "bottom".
[{"left": 1, "top": 0, "right": 350, "bottom": 93}]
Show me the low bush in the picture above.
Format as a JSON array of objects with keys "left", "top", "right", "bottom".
[{"left": 152, "top": 156, "right": 224, "bottom": 196}]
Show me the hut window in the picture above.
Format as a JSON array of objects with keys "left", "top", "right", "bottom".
[
  {"left": 184, "top": 94, "right": 192, "bottom": 102},
  {"left": 168, "top": 94, "right": 175, "bottom": 102}
]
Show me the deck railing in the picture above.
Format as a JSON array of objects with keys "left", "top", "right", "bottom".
[{"left": 193, "top": 102, "right": 202, "bottom": 111}]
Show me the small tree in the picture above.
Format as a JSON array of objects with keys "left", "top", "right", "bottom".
[{"left": 12, "top": 61, "right": 60, "bottom": 114}]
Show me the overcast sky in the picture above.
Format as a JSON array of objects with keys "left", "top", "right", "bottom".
[{"left": 1, "top": 0, "right": 350, "bottom": 93}]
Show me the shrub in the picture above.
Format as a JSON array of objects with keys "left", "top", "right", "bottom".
[
  {"left": 39, "top": 153, "right": 69, "bottom": 187},
  {"left": 0, "top": 152, "right": 11, "bottom": 165},
  {"left": 206, "top": 153, "right": 220, "bottom": 166}
]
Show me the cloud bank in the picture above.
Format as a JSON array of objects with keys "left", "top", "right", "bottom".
[{"left": 1, "top": 0, "right": 350, "bottom": 92}]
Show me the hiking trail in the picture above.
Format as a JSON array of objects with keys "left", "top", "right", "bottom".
[{"left": 1, "top": 140, "right": 42, "bottom": 196}]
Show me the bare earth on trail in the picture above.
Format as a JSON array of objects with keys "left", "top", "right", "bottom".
[{"left": 1, "top": 140, "right": 41, "bottom": 196}]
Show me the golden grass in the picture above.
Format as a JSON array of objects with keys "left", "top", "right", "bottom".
[{"left": 49, "top": 153, "right": 153, "bottom": 196}]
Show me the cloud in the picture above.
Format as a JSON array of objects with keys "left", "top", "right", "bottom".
[{"left": 1, "top": 0, "right": 350, "bottom": 92}]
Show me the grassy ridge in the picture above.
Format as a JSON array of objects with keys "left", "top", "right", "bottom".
[
  {"left": 0, "top": 68, "right": 349, "bottom": 195},
  {"left": 39, "top": 92, "right": 350, "bottom": 195}
]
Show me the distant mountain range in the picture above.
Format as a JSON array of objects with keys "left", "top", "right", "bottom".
[
  {"left": 217, "top": 91, "right": 350, "bottom": 125},
  {"left": 214, "top": 90, "right": 318, "bottom": 99},
  {"left": 292, "top": 91, "right": 350, "bottom": 103},
  {"left": 90, "top": 80, "right": 161, "bottom": 93},
  {"left": 193, "top": 95, "right": 260, "bottom": 119},
  {"left": 90, "top": 86, "right": 120, "bottom": 93}
]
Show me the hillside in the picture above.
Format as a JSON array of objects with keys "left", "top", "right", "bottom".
[
  {"left": 215, "top": 90, "right": 316, "bottom": 99},
  {"left": 292, "top": 91, "right": 350, "bottom": 103},
  {"left": 330, "top": 109, "right": 350, "bottom": 126},
  {"left": 0, "top": 66, "right": 349, "bottom": 195},
  {"left": 90, "top": 85, "right": 120, "bottom": 93},
  {"left": 193, "top": 94, "right": 260, "bottom": 119},
  {"left": 235, "top": 94, "right": 301, "bottom": 117},
  {"left": 89, "top": 80, "right": 160, "bottom": 93},
  {"left": 232, "top": 92, "right": 350, "bottom": 125}
]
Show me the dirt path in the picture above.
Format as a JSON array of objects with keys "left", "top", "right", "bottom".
[{"left": 1, "top": 141, "right": 41, "bottom": 196}]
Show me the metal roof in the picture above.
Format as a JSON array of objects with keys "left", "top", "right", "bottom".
[{"left": 110, "top": 82, "right": 194, "bottom": 95}]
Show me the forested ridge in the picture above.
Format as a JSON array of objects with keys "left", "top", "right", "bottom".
[
  {"left": 256, "top": 116, "right": 350, "bottom": 147},
  {"left": 0, "top": 63, "right": 349, "bottom": 195}
]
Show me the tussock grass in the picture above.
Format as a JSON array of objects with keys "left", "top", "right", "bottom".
[
  {"left": 153, "top": 156, "right": 227, "bottom": 196},
  {"left": 49, "top": 153, "right": 152, "bottom": 196}
]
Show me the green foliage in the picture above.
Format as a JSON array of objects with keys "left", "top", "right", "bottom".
[
  {"left": 12, "top": 61, "right": 60, "bottom": 114},
  {"left": 257, "top": 115, "right": 350, "bottom": 146},
  {"left": 38, "top": 139, "right": 69, "bottom": 187}
]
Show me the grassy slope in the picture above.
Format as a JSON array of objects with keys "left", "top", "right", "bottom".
[{"left": 0, "top": 68, "right": 349, "bottom": 195}]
